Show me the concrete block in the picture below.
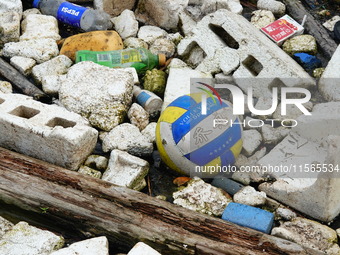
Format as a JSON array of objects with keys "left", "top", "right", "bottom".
[
  {"left": 135, "top": 0, "right": 188, "bottom": 30},
  {"left": 84, "top": 155, "right": 108, "bottom": 171},
  {"left": 78, "top": 166, "right": 102, "bottom": 179},
  {"left": 10, "top": 56, "right": 36, "bottom": 76},
  {"left": 137, "top": 25, "right": 168, "bottom": 45},
  {"left": 94, "top": 0, "right": 136, "bottom": 16},
  {"left": 233, "top": 186, "right": 267, "bottom": 207},
  {"left": 272, "top": 217, "right": 340, "bottom": 254},
  {"left": 222, "top": 202, "right": 274, "bottom": 234},
  {"left": 111, "top": 10, "right": 138, "bottom": 40},
  {"left": 0, "top": 0, "right": 22, "bottom": 18},
  {"left": 0, "top": 221, "right": 64, "bottom": 255},
  {"left": 20, "top": 14, "right": 60, "bottom": 41},
  {"left": 211, "top": 175, "right": 244, "bottom": 195},
  {"left": 0, "top": 216, "right": 13, "bottom": 239},
  {"left": 32, "top": 55, "right": 72, "bottom": 84},
  {"left": 128, "top": 242, "right": 161, "bottom": 255},
  {"left": 59, "top": 62, "right": 134, "bottom": 131},
  {"left": 257, "top": 0, "right": 285, "bottom": 16},
  {"left": 242, "top": 130, "right": 262, "bottom": 156},
  {"left": 251, "top": 10, "right": 275, "bottom": 29},
  {"left": 319, "top": 45, "right": 340, "bottom": 101},
  {"left": 102, "top": 123, "right": 153, "bottom": 156},
  {"left": 150, "top": 38, "right": 176, "bottom": 58},
  {"left": 0, "top": 81, "right": 12, "bottom": 94},
  {"left": 41, "top": 75, "right": 66, "bottom": 96},
  {"left": 128, "top": 103, "right": 149, "bottom": 131},
  {"left": 102, "top": 149, "right": 149, "bottom": 190},
  {"left": 0, "top": 93, "right": 98, "bottom": 170},
  {"left": 173, "top": 177, "right": 232, "bottom": 216},
  {"left": 141, "top": 122, "right": 157, "bottom": 143},
  {"left": 177, "top": 10, "right": 314, "bottom": 98},
  {"left": 0, "top": 11, "right": 20, "bottom": 46},
  {"left": 50, "top": 236, "right": 109, "bottom": 255},
  {"left": 3, "top": 39, "right": 59, "bottom": 63}
]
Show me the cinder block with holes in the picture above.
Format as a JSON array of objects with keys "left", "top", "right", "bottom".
[
  {"left": 177, "top": 9, "right": 315, "bottom": 98},
  {"left": 0, "top": 93, "right": 98, "bottom": 170}
]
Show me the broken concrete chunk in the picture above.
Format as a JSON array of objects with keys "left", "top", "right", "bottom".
[
  {"left": 137, "top": 25, "right": 168, "bottom": 45},
  {"left": 141, "top": 122, "right": 157, "bottom": 143},
  {"left": 22, "top": 8, "right": 41, "bottom": 20},
  {"left": 3, "top": 39, "right": 59, "bottom": 63},
  {"left": 173, "top": 177, "right": 232, "bottom": 217},
  {"left": 0, "top": 11, "right": 20, "bottom": 46},
  {"left": 0, "top": 0, "right": 22, "bottom": 18},
  {"left": 128, "top": 103, "right": 150, "bottom": 131},
  {"left": 0, "top": 216, "right": 13, "bottom": 239},
  {"left": 10, "top": 56, "right": 36, "bottom": 76},
  {"left": 261, "top": 125, "right": 289, "bottom": 145},
  {"left": 102, "top": 123, "right": 153, "bottom": 157},
  {"left": 179, "top": 10, "right": 197, "bottom": 37},
  {"left": 102, "top": 149, "right": 149, "bottom": 190},
  {"left": 275, "top": 208, "right": 297, "bottom": 221},
  {"left": 20, "top": 14, "right": 60, "bottom": 41},
  {"left": 282, "top": 35, "right": 318, "bottom": 56},
  {"left": 166, "top": 58, "right": 188, "bottom": 72},
  {"left": 272, "top": 217, "right": 340, "bottom": 254},
  {"left": 150, "top": 38, "right": 176, "bottom": 58},
  {"left": 78, "top": 166, "right": 102, "bottom": 179},
  {"left": 251, "top": 10, "right": 275, "bottom": 29},
  {"left": 0, "top": 221, "right": 64, "bottom": 255},
  {"left": 94, "top": 0, "right": 136, "bottom": 16},
  {"left": 84, "top": 155, "right": 108, "bottom": 171},
  {"left": 59, "top": 62, "right": 134, "bottom": 131},
  {"left": 51, "top": 236, "right": 109, "bottom": 255},
  {"left": 242, "top": 130, "right": 262, "bottom": 156},
  {"left": 323, "top": 15, "right": 340, "bottom": 31},
  {"left": 257, "top": 0, "right": 285, "bottom": 16},
  {"left": 112, "top": 10, "right": 138, "bottom": 40},
  {"left": 233, "top": 186, "right": 267, "bottom": 207},
  {"left": 124, "top": 37, "right": 149, "bottom": 49},
  {"left": 0, "top": 93, "right": 98, "bottom": 170},
  {"left": 128, "top": 242, "right": 161, "bottom": 255},
  {"left": 200, "top": 0, "right": 243, "bottom": 15},
  {"left": 32, "top": 55, "right": 72, "bottom": 84},
  {"left": 41, "top": 75, "right": 66, "bottom": 96},
  {"left": 0, "top": 81, "right": 13, "bottom": 94}
]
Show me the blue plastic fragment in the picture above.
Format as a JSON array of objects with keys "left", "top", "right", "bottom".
[
  {"left": 211, "top": 176, "right": 244, "bottom": 196},
  {"left": 222, "top": 202, "right": 274, "bottom": 234},
  {"left": 293, "top": 53, "right": 321, "bottom": 70}
]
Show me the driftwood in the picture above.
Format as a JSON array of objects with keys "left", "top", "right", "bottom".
[
  {"left": 282, "top": 0, "right": 338, "bottom": 60},
  {"left": 0, "top": 57, "right": 51, "bottom": 103},
  {"left": 0, "top": 147, "right": 320, "bottom": 254}
]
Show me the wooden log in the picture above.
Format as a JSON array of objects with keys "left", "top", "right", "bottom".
[
  {"left": 0, "top": 57, "right": 51, "bottom": 103},
  {"left": 0, "top": 147, "right": 319, "bottom": 254},
  {"left": 281, "top": 0, "right": 338, "bottom": 60}
]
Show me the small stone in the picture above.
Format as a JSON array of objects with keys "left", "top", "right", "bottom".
[
  {"left": 102, "top": 149, "right": 149, "bottom": 190},
  {"left": 78, "top": 166, "right": 102, "bottom": 179},
  {"left": 251, "top": 10, "right": 275, "bottom": 29},
  {"left": 242, "top": 130, "right": 262, "bottom": 156},
  {"left": 32, "top": 55, "right": 72, "bottom": 84},
  {"left": 257, "top": 0, "right": 286, "bottom": 16},
  {"left": 261, "top": 125, "right": 289, "bottom": 145},
  {"left": 272, "top": 217, "right": 340, "bottom": 254},
  {"left": 41, "top": 75, "right": 66, "bottom": 96},
  {"left": 127, "top": 242, "right": 161, "bottom": 255},
  {"left": 143, "top": 69, "right": 167, "bottom": 96},
  {"left": 155, "top": 195, "right": 167, "bottom": 201},
  {"left": 3, "top": 39, "right": 59, "bottom": 63},
  {"left": 0, "top": 11, "right": 20, "bottom": 46},
  {"left": 275, "top": 207, "right": 297, "bottom": 221},
  {"left": 50, "top": 236, "right": 109, "bottom": 255},
  {"left": 102, "top": 123, "right": 153, "bottom": 157},
  {"left": 10, "top": 56, "right": 36, "bottom": 76},
  {"left": 20, "top": 14, "right": 60, "bottom": 41},
  {"left": 167, "top": 32, "right": 183, "bottom": 45},
  {"left": 0, "top": 81, "right": 12, "bottom": 94},
  {"left": 141, "top": 122, "right": 157, "bottom": 143},
  {"left": 283, "top": 35, "right": 318, "bottom": 56},
  {"left": 313, "top": 67, "right": 325, "bottom": 78},
  {"left": 112, "top": 10, "right": 138, "bottom": 40},
  {"left": 0, "top": 221, "right": 64, "bottom": 255},
  {"left": 84, "top": 155, "right": 108, "bottom": 171},
  {"left": 173, "top": 177, "right": 232, "bottom": 217},
  {"left": 0, "top": 216, "right": 13, "bottom": 238},
  {"left": 22, "top": 8, "right": 41, "bottom": 20},
  {"left": 323, "top": 15, "right": 340, "bottom": 32},
  {"left": 234, "top": 186, "right": 267, "bottom": 207},
  {"left": 150, "top": 38, "right": 176, "bottom": 58},
  {"left": 165, "top": 58, "right": 188, "bottom": 73},
  {"left": 128, "top": 103, "right": 150, "bottom": 131},
  {"left": 137, "top": 25, "right": 168, "bottom": 45},
  {"left": 123, "top": 37, "right": 149, "bottom": 49}
]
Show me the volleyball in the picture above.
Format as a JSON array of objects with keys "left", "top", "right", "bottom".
[{"left": 156, "top": 93, "right": 243, "bottom": 177}]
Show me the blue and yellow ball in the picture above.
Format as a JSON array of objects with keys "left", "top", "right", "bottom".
[{"left": 156, "top": 93, "right": 243, "bottom": 177}]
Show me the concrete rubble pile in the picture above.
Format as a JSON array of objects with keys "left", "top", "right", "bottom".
[{"left": 0, "top": 0, "right": 340, "bottom": 254}]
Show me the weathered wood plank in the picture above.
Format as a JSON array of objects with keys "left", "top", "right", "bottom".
[{"left": 0, "top": 147, "right": 319, "bottom": 254}]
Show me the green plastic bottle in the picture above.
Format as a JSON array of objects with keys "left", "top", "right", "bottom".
[{"left": 75, "top": 48, "right": 166, "bottom": 75}]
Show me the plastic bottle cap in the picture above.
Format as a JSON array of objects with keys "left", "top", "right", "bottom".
[
  {"left": 158, "top": 54, "right": 166, "bottom": 66},
  {"left": 33, "top": 0, "right": 41, "bottom": 8}
]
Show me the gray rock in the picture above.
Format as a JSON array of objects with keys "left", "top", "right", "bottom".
[
  {"left": 102, "top": 149, "right": 149, "bottom": 190},
  {"left": 233, "top": 186, "right": 267, "bottom": 206},
  {"left": 3, "top": 39, "right": 59, "bottom": 63},
  {"left": 112, "top": 10, "right": 138, "bottom": 40},
  {"left": 124, "top": 37, "right": 149, "bottom": 49},
  {"left": 84, "top": 155, "right": 108, "bottom": 171},
  {"left": 272, "top": 217, "right": 340, "bottom": 254},
  {"left": 10, "top": 56, "right": 36, "bottom": 76},
  {"left": 128, "top": 103, "right": 149, "bottom": 131},
  {"left": 0, "top": 216, "right": 13, "bottom": 238},
  {"left": 32, "top": 55, "right": 72, "bottom": 84},
  {"left": 150, "top": 38, "right": 176, "bottom": 58},
  {"left": 0, "top": 11, "right": 20, "bottom": 46},
  {"left": 261, "top": 124, "right": 289, "bottom": 145},
  {"left": 20, "top": 14, "right": 60, "bottom": 41},
  {"left": 141, "top": 122, "right": 157, "bottom": 143},
  {"left": 0, "top": 81, "right": 12, "bottom": 94},
  {"left": 242, "top": 130, "right": 262, "bottom": 156},
  {"left": 282, "top": 35, "right": 318, "bottom": 56},
  {"left": 137, "top": 25, "right": 168, "bottom": 45},
  {"left": 0, "top": 221, "right": 64, "bottom": 255},
  {"left": 0, "top": 0, "right": 22, "bottom": 18},
  {"left": 275, "top": 208, "right": 297, "bottom": 221},
  {"left": 59, "top": 62, "right": 134, "bottom": 131},
  {"left": 102, "top": 123, "right": 153, "bottom": 156},
  {"left": 78, "top": 166, "right": 102, "bottom": 179},
  {"left": 173, "top": 177, "right": 232, "bottom": 216},
  {"left": 257, "top": 0, "right": 285, "bottom": 16},
  {"left": 251, "top": 10, "right": 275, "bottom": 29}
]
